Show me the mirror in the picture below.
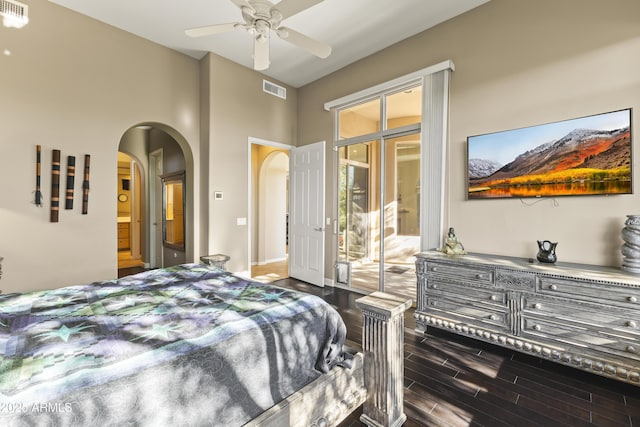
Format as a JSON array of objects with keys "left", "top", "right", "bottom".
[{"left": 162, "top": 171, "right": 185, "bottom": 251}]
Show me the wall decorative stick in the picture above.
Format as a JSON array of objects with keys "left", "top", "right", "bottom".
[
  {"left": 65, "top": 156, "right": 75, "bottom": 210},
  {"left": 50, "top": 149, "right": 61, "bottom": 222},
  {"left": 82, "top": 154, "right": 90, "bottom": 215},
  {"left": 35, "top": 145, "right": 42, "bottom": 207}
]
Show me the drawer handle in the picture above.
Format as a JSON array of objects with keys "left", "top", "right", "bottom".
[
  {"left": 627, "top": 320, "right": 637, "bottom": 328},
  {"left": 549, "top": 284, "right": 557, "bottom": 291},
  {"left": 627, "top": 346, "right": 636, "bottom": 354},
  {"left": 476, "top": 274, "right": 485, "bottom": 280},
  {"left": 430, "top": 267, "right": 438, "bottom": 272},
  {"left": 533, "top": 324, "right": 541, "bottom": 331},
  {"left": 628, "top": 296, "right": 638, "bottom": 303},
  {"left": 432, "top": 284, "right": 438, "bottom": 289},
  {"left": 490, "top": 295, "right": 498, "bottom": 301},
  {"left": 489, "top": 314, "right": 497, "bottom": 320},
  {"left": 533, "top": 303, "right": 542, "bottom": 310}
]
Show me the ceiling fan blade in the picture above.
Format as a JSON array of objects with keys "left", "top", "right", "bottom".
[
  {"left": 276, "top": 26, "right": 331, "bottom": 58},
  {"left": 185, "top": 22, "right": 239, "bottom": 38},
  {"left": 253, "top": 35, "right": 270, "bottom": 70},
  {"left": 229, "top": 0, "right": 252, "bottom": 8},
  {"left": 272, "top": 0, "right": 323, "bottom": 20}
]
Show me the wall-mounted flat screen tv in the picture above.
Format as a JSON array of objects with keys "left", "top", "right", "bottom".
[{"left": 467, "top": 108, "right": 632, "bottom": 199}]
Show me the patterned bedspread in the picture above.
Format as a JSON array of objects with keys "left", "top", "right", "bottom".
[{"left": 0, "top": 264, "right": 350, "bottom": 426}]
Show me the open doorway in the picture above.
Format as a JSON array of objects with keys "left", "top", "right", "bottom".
[
  {"left": 117, "top": 152, "right": 144, "bottom": 270},
  {"left": 249, "top": 140, "right": 291, "bottom": 283},
  {"left": 117, "top": 124, "right": 192, "bottom": 277}
]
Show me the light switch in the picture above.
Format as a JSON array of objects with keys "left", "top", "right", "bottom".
[{"left": 237, "top": 217, "right": 247, "bottom": 226}]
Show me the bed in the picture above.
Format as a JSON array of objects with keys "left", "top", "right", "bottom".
[
  {"left": 0, "top": 264, "right": 360, "bottom": 426},
  {"left": 0, "top": 264, "right": 368, "bottom": 426}
]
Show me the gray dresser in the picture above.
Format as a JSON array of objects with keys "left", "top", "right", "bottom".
[{"left": 415, "top": 251, "right": 640, "bottom": 386}]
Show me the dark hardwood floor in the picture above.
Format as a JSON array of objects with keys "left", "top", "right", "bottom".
[{"left": 271, "top": 277, "right": 640, "bottom": 427}]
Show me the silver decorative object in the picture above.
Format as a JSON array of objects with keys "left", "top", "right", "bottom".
[{"left": 621, "top": 215, "right": 640, "bottom": 273}]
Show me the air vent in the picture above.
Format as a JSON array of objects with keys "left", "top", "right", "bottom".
[
  {"left": 263, "top": 80, "right": 286, "bottom": 100},
  {"left": 1, "top": 0, "right": 28, "bottom": 28}
]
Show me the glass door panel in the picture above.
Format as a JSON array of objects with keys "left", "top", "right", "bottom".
[
  {"left": 383, "top": 135, "right": 420, "bottom": 301},
  {"left": 338, "top": 141, "right": 380, "bottom": 293}
]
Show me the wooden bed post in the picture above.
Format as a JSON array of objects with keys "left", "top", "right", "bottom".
[{"left": 356, "top": 292, "right": 412, "bottom": 427}]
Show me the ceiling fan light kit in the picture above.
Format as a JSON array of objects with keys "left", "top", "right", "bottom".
[{"left": 185, "top": 0, "right": 332, "bottom": 71}]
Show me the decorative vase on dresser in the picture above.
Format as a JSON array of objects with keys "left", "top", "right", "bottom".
[
  {"left": 415, "top": 250, "right": 640, "bottom": 386},
  {"left": 621, "top": 214, "right": 640, "bottom": 273}
]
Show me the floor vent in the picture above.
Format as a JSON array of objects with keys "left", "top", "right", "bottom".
[
  {"left": 1, "top": 0, "right": 28, "bottom": 28},
  {"left": 263, "top": 80, "right": 286, "bottom": 100}
]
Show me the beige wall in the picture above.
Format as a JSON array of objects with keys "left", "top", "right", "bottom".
[
  {"left": 204, "top": 54, "right": 297, "bottom": 273},
  {"left": 0, "top": 2, "right": 200, "bottom": 292},
  {"left": 298, "top": 0, "right": 640, "bottom": 274}
]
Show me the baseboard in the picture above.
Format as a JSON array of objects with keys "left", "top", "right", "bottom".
[{"left": 257, "top": 257, "right": 287, "bottom": 265}]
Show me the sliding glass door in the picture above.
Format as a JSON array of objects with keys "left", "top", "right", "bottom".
[
  {"left": 336, "top": 136, "right": 421, "bottom": 302},
  {"left": 330, "top": 65, "right": 453, "bottom": 302},
  {"left": 335, "top": 85, "right": 423, "bottom": 301},
  {"left": 338, "top": 141, "right": 380, "bottom": 292}
]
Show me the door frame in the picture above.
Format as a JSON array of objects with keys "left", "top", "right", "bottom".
[
  {"left": 246, "top": 137, "right": 294, "bottom": 277},
  {"left": 149, "top": 148, "right": 163, "bottom": 268}
]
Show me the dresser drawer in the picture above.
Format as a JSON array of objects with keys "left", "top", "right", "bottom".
[
  {"left": 425, "top": 295, "right": 510, "bottom": 332},
  {"left": 522, "top": 294, "right": 640, "bottom": 337},
  {"left": 426, "top": 262, "right": 494, "bottom": 285},
  {"left": 496, "top": 269, "right": 536, "bottom": 291},
  {"left": 521, "top": 316, "right": 640, "bottom": 361},
  {"left": 538, "top": 276, "right": 640, "bottom": 307},
  {"left": 428, "top": 280, "right": 507, "bottom": 307}
]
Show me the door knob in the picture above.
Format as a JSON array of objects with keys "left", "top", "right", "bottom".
[{"left": 314, "top": 227, "right": 324, "bottom": 232}]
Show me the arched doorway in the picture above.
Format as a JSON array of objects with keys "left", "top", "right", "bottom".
[{"left": 117, "top": 124, "right": 194, "bottom": 274}]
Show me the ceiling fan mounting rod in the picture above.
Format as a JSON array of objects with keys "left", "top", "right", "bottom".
[{"left": 243, "top": 0, "right": 283, "bottom": 28}]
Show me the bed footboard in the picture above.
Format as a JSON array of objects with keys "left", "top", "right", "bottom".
[
  {"left": 247, "top": 291, "right": 411, "bottom": 427},
  {"left": 245, "top": 352, "right": 366, "bottom": 427}
]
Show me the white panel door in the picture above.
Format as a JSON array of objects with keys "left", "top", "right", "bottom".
[{"left": 289, "top": 141, "right": 325, "bottom": 286}]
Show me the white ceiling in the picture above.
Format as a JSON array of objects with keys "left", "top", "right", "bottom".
[{"left": 48, "top": 0, "right": 489, "bottom": 88}]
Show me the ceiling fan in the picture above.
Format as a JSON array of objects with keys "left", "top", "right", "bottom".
[
  {"left": 185, "top": 0, "right": 331, "bottom": 70},
  {"left": 185, "top": 0, "right": 332, "bottom": 71}
]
